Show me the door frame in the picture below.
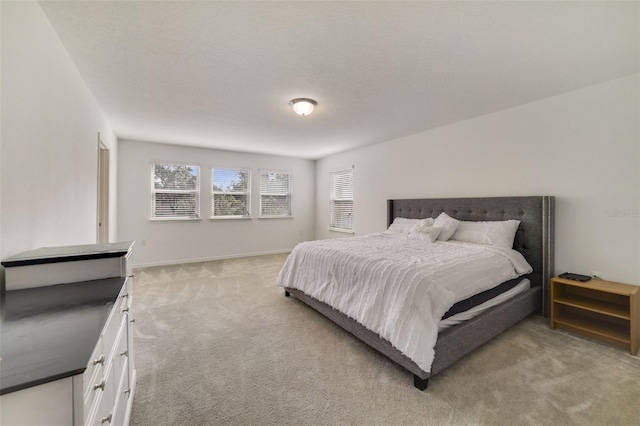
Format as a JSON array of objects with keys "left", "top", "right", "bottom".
[{"left": 97, "top": 133, "right": 110, "bottom": 243}]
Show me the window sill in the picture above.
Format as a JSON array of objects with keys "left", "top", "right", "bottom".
[
  {"left": 329, "top": 227, "right": 354, "bottom": 234},
  {"left": 259, "top": 215, "right": 294, "bottom": 219},
  {"left": 210, "top": 216, "right": 252, "bottom": 220},
  {"left": 149, "top": 217, "right": 201, "bottom": 222}
]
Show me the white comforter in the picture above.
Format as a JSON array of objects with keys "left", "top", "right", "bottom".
[{"left": 277, "top": 233, "right": 532, "bottom": 373}]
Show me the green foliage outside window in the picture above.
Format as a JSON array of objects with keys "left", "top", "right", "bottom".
[{"left": 153, "top": 164, "right": 199, "bottom": 218}]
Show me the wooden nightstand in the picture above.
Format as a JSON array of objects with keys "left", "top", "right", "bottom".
[{"left": 550, "top": 276, "right": 639, "bottom": 355}]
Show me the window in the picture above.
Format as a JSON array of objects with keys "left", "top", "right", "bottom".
[
  {"left": 212, "top": 168, "right": 251, "bottom": 218},
  {"left": 260, "top": 171, "right": 293, "bottom": 217},
  {"left": 151, "top": 164, "right": 200, "bottom": 219},
  {"left": 330, "top": 168, "right": 354, "bottom": 231}
]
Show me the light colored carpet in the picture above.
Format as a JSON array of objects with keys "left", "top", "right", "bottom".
[{"left": 130, "top": 253, "right": 640, "bottom": 425}]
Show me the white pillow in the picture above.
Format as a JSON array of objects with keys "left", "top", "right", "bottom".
[
  {"left": 433, "top": 212, "right": 460, "bottom": 241},
  {"left": 450, "top": 220, "right": 521, "bottom": 248},
  {"left": 420, "top": 217, "right": 435, "bottom": 227},
  {"left": 385, "top": 223, "right": 414, "bottom": 234},
  {"left": 408, "top": 222, "right": 442, "bottom": 243},
  {"left": 385, "top": 217, "right": 433, "bottom": 234},
  {"left": 393, "top": 217, "right": 424, "bottom": 225}
]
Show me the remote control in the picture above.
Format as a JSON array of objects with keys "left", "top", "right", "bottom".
[{"left": 558, "top": 272, "right": 592, "bottom": 282}]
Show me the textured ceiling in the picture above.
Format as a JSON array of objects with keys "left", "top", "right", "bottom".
[{"left": 39, "top": 1, "right": 639, "bottom": 160}]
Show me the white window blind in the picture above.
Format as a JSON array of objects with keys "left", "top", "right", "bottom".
[
  {"left": 330, "top": 168, "right": 354, "bottom": 231},
  {"left": 151, "top": 164, "right": 200, "bottom": 219},
  {"left": 212, "top": 168, "right": 251, "bottom": 218},
  {"left": 260, "top": 171, "right": 292, "bottom": 217}
]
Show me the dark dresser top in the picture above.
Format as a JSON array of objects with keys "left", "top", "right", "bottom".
[
  {"left": 1, "top": 241, "right": 134, "bottom": 268},
  {"left": 0, "top": 278, "right": 125, "bottom": 395}
]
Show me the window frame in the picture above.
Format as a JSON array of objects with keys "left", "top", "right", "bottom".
[
  {"left": 211, "top": 167, "right": 252, "bottom": 219},
  {"left": 259, "top": 170, "right": 293, "bottom": 218},
  {"left": 150, "top": 163, "right": 201, "bottom": 221},
  {"left": 329, "top": 167, "right": 354, "bottom": 233}
]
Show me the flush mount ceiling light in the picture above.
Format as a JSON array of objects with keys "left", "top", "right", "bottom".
[{"left": 289, "top": 98, "right": 317, "bottom": 116}]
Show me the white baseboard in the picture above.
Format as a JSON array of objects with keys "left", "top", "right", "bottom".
[{"left": 132, "top": 248, "right": 292, "bottom": 269}]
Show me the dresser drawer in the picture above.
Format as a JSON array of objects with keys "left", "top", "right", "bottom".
[
  {"left": 112, "top": 317, "right": 129, "bottom": 387},
  {"left": 120, "top": 277, "right": 132, "bottom": 316},
  {"left": 101, "top": 288, "right": 128, "bottom": 357},
  {"left": 83, "top": 285, "right": 128, "bottom": 410},
  {"left": 122, "top": 251, "right": 133, "bottom": 279},
  {"left": 83, "top": 340, "right": 106, "bottom": 407},
  {"left": 86, "top": 361, "right": 116, "bottom": 426},
  {"left": 111, "top": 358, "right": 131, "bottom": 426},
  {"left": 85, "top": 316, "right": 128, "bottom": 425},
  {"left": 86, "top": 384, "right": 114, "bottom": 425}
]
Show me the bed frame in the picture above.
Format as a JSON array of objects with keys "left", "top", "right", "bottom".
[{"left": 285, "top": 196, "right": 554, "bottom": 390}]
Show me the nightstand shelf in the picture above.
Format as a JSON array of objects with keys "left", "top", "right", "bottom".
[
  {"left": 553, "top": 295, "right": 630, "bottom": 319},
  {"left": 550, "top": 277, "right": 639, "bottom": 355},
  {"left": 553, "top": 313, "right": 630, "bottom": 344}
]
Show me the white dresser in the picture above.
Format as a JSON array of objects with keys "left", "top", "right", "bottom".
[{"left": 0, "top": 242, "right": 136, "bottom": 426}]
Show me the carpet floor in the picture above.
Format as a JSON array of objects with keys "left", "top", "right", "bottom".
[{"left": 129, "top": 253, "right": 640, "bottom": 425}]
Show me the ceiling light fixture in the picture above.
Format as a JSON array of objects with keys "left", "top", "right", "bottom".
[{"left": 289, "top": 98, "right": 317, "bottom": 116}]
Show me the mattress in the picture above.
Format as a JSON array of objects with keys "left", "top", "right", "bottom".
[
  {"left": 438, "top": 278, "right": 531, "bottom": 331},
  {"left": 442, "top": 276, "right": 525, "bottom": 320},
  {"left": 277, "top": 233, "right": 532, "bottom": 372}
]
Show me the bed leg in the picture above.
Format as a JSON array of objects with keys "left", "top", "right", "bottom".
[
  {"left": 414, "top": 375, "right": 429, "bottom": 391},
  {"left": 284, "top": 290, "right": 290, "bottom": 297}
]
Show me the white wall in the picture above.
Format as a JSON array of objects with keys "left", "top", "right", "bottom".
[
  {"left": 317, "top": 74, "right": 640, "bottom": 285},
  {"left": 117, "top": 140, "right": 315, "bottom": 267},
  {"left": 0, "top": 1, "right": 118, "bottom": 263}
]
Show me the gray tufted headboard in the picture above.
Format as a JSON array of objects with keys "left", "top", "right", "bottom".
[{"left": 387, "top": 196, "right": 555, "bottom": 316}]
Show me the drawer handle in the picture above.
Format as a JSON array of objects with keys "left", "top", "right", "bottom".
[
  {"left": 124, "top": 388, "right": 131, "bottom": 395},
  {"left": 93, "top": 380, "right": 106, "bottom": 391},
  {"left": 92, "top": 355, "right": 105, "bottom": 366},
  {"left": 121, "top": 308, "right": 129, "bottom": 313},
  {"left": 121, "top": 293, "right": 129, "bottom": 299},
  {"left": 130, "top": 319, "right": 136, "bottom": 324},
  {"left": 120, "top": 350, "right": 128, "bottom": 357},
  {"left": 101, "top": 413, "right": 112, "bottom": 424}
]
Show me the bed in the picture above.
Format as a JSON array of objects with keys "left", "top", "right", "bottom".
[{"left": 280, "top": 196, "right": 554, "bottom": 390}]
